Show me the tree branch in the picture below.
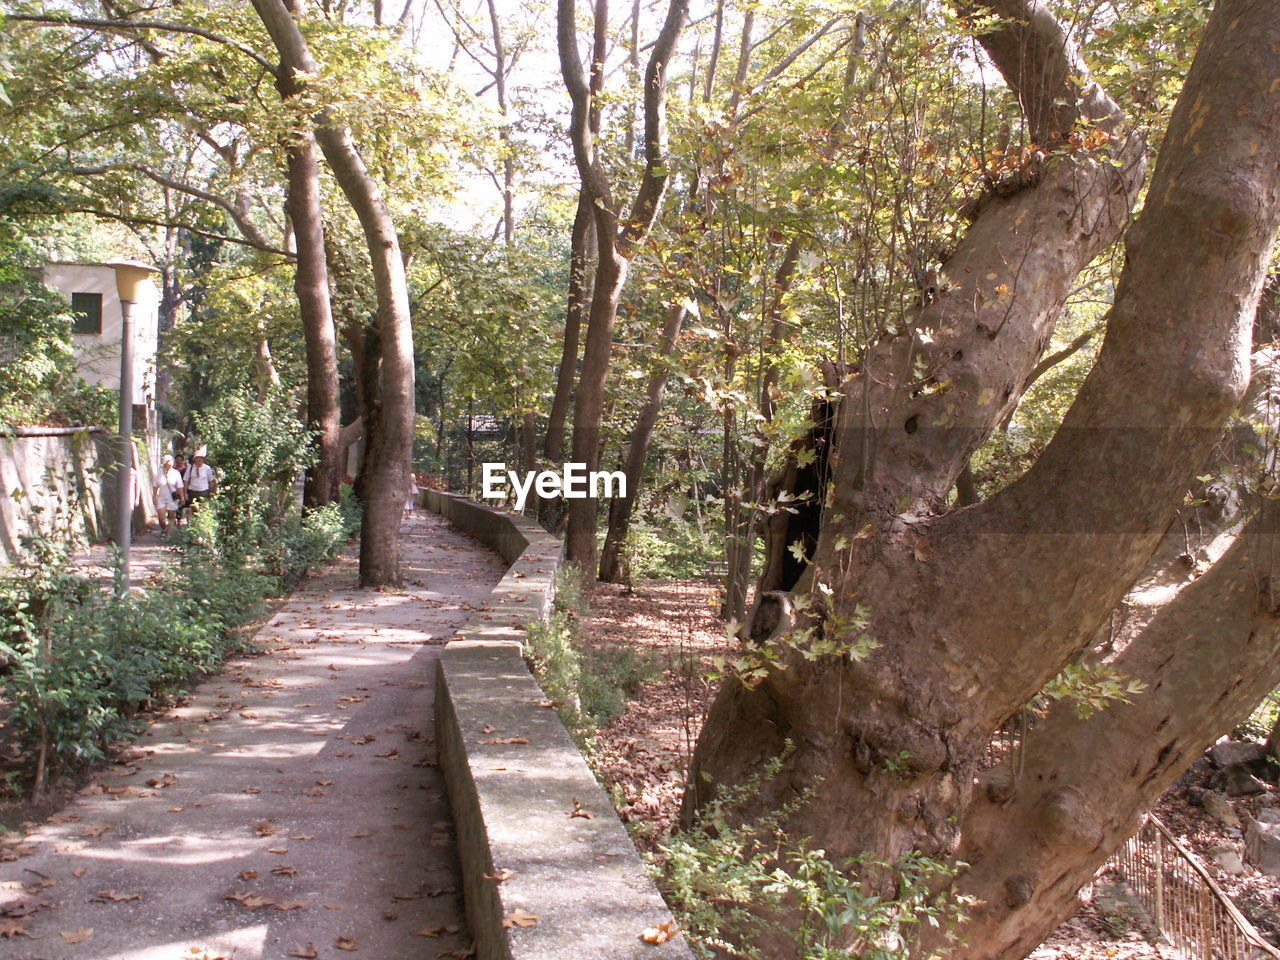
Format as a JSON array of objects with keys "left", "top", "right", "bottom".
[
  {"left": 72, "top": 162, "right": 278, "bottom": 251},
  {"left": 617, "top": 0, "right": 690, "bottom": 255},
  {"left": 926, "top": 0, "right": 1280, "bottom": 740},
  {"left": 6, "top": 12, "right": 277, "bottom": 73},
  {"left": 55, "top": 206, "right": 291, "bottom": 256},
  {"left": 942, "top": 502, "right": 1280, "bottom": 959}
]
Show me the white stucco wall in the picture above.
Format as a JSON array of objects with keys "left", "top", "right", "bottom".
[{"left": 42, "top": 262, "right": 160, "bottom": 407}]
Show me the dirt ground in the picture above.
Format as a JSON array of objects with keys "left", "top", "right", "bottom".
[{"left": 584, "top": 578, "right": 1280, "bottom": 960}]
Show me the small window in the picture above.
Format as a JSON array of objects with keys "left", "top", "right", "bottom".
[{"left": 71, "top": 292, "right": 102, "bottom": 335}]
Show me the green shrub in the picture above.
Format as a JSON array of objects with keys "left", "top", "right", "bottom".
[
  {"left": 0, "top": 449, "right": 351, "bottom": 796},
  {"left": 523, "top": 564, "right": 657, "bottom": 736},
  {"left": 579, "top": 644, "right": 659, "bottom": 723},
  {"left": 659, "top": 752, "right": 971, "bottom": 959},
  {"left": 261, "top": 498, "right": 360, "bottom": 589},
  {"left": 625, "top": 515, "right": 723, "bottom": 581},
  {"left": 190, "top": 387, "right": 315, "bottom": 566}
]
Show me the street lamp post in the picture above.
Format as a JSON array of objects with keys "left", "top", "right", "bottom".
[{"left": 106, "top": 260, "right": 160, "bottom": 594}]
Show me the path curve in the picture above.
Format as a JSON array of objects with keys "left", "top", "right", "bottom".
[{"left": 0, "top": 511, "right": 507, "bottom": 960}]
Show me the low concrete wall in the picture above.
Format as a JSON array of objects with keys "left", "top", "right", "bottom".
[
  {"left": 0, "top": 430, "right": 157, "bottom": 564},
  {"left": 423, "top": 490, "right": 693, "bottom": 960}
]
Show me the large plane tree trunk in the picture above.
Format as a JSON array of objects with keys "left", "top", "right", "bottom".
[
  {"left": 686, "top": 1, "right": 1280, "bottom": 956},
  {"left": 252, "top": 0, "right": 415, "bottom": 586}
]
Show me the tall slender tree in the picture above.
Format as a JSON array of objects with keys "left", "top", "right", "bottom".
[
  {"left": 557, "top": 0, "right": 690, "bottom": 581},
  {"left": 251, "top": 0, "right": 416, "bottom": 586}
]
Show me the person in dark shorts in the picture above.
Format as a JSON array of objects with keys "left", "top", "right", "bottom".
[{"left": 186, "top": 446, "right": 218, "bottom": 512}]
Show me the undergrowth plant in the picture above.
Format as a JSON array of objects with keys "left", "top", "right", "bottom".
[
  {"left": 523, "top": 563, "right": 658, "bottom": 740},
  {"left": 0, "top": 430, "right": 357, "bottom": 797},
  {"left": 659, "top": 751, "right": 972, "bottom": 959}
]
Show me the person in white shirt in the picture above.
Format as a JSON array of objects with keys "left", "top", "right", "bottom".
[
  {"left": 153, "top": 455, "right": 184, "bottom": 536},
  {"left": 186, "top": 447, "right": 218, "bottom": 512}
]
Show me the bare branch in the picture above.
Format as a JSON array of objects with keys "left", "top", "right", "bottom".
[
  {"left": 6, "top": 12, "right": 277, "bottom": 73},
  {"left": 618, "top": 0, "right": 690, "bottom": 254}
]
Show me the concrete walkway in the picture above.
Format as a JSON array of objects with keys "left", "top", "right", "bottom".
[{"left": 0, "top": 510, "right": 508, "bottom": 960}]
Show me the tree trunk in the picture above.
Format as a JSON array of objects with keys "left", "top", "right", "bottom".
[
  {"left": 540, "top": 192, "right": 593, "bottom": 525},
  {"left": 598, "top": 302, "right": 686, "bottom": 582},
  {"left": 281, "top": 127, "right": 342, "bottom": 509},
  {"left": 686, "top": 1, "right": 1280, "bottom": 956},
  {"left": 563, "top": 241, "right": 626, "bottom": 575},
  {"left": 251, "top": 0, "right": 415, "bottom": 587}
]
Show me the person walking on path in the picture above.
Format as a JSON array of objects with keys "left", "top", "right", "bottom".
[
  {"left": 153, "top": 454, "right": 184, "bottom": 536},
  {"left": 186, "top": 446, "right": 218, "bottom": 513},
  {"left": 172, "top": 453, "right": 190, "bottom": 525}
]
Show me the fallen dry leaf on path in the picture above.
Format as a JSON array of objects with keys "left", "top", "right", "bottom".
[
  {"left": 226, "top": 893, "right": 275, "bottom": 910},
  {"left": 479, "top": 737, "right": 529, "bottom": 745},
  {"left": 641, "top": 921, "right": 680, "bottom": 944},
  {"left": 568, "top": 798, "right": 593, "bottom": 819},
  {"left": 502, "top": 909, "right": 539, "bottom": 928},
  {"left": 415, "top": 924, "right": 460, "bottom": 938},
  {"left": 80, "top": 822, "right": 113, "bottom": 837},
  {"left": 288, "top": 945, "right": 318, "bottom": 959},
  {"left": 482, "top": 868, "right": 514, "bottom": 883},
  {"left": 336, "top": 936, "right": 358, "bottom": 950},
  {"left": 92, "top": 889, "right": 143, "bottom": 902},
  {"left": 0, "top": 919, "right": 30, "bottom": 938},
  {"left": 60, "top": 926, "right": 94, "bottom": 943},
  {"left": 2, "top": 898, "right": 46, "bottom": 917}
]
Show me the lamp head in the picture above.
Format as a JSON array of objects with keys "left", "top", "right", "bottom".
[{"left": 105, "top": 259, "right": 160, "bottom": 302}]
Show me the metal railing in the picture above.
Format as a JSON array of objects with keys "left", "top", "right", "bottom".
[{"left": 1109, "top": 814, "right": 1280, "bottom": 960}]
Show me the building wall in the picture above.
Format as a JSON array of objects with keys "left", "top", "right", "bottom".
[
  {"left": 42, "top": 262, "right": 160, "bottom": 407},
  {"left": 0, "top": 430, "right": 158, "bottom": 564}
]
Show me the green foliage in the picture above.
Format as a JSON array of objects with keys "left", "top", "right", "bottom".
[
  {"left": 1039, "top": 661, "right": 1147, "bottom": 719},
  {"left": 658, "top": 752, "right": 971, "bottom": 959},
  {"left": 712, "top": 592, "right": 877, "bottom": 690},
  {"left": 260, "top": 495, "right": 361, "bottom": 590},
  {"left": 1237, "top": 687, "right": 1280, "bottom": 742},
  {"left": 578, "top": 644, "right": 660, "bottom": 725},
  {"left": 189, "top": 387, "right": 315, "bottom": 566},
  {"left": 523, "top": 564, "right": 658, "bottom": 736},
  {"left": 0, "top": 223, "right": 115, "bottom": 428},
  {"left": 624, "top": 513, "right": 723, "bottom": 581},
  {"left": 0, "top": 400, "right": 353, "bottom": 795},
  {"left": 0, "top": 530, "right": 268, "bottom": 791}
]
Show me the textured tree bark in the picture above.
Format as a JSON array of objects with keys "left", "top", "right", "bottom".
[
  {"left": 598, "top": 302, "right": 686, "bottom": 582},
  {"left": 281, "top": 125, "right": 342, "bottom": 508},
  {"left": 540, "top": 192, "right": 593, "bottom": 525},
  {"left": 687, "top": 1, "right": 1280, "bottom": 955},
  {"left": 251, "top": 0, "right": 415, "bottom": 586}
]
